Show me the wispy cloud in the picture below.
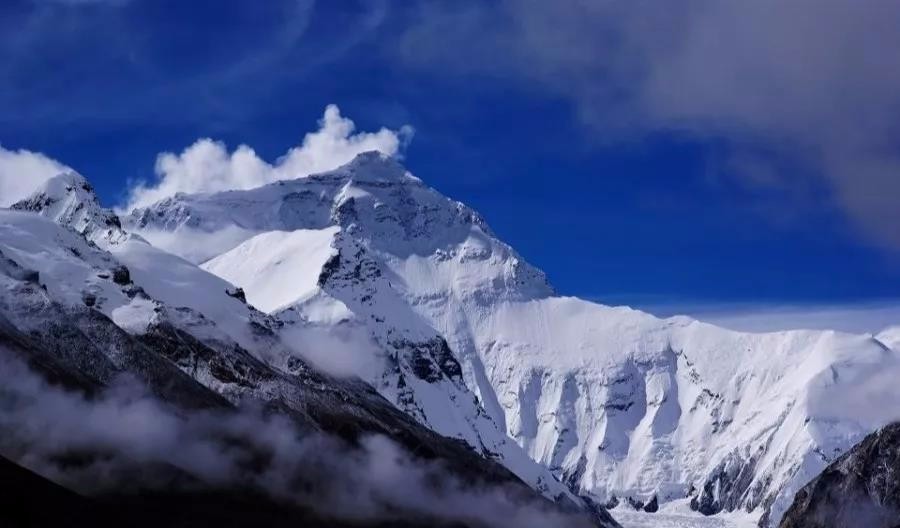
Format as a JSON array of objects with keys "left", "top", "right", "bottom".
[
  {"left": 123, "top": 104, "right": 413, "bottom": 210},
  {"left": 396, "top": 0, "right": 900, "bottom": 251},
  {"left": 0, "top": 351, "right": 592, "bottom": 527},
  {"left": 0, "top": 1, "right": 390, "bottom": 130},
  {"left": 621, "top": 297, "right": 900, "bottom": 335},
  {"left": 0, "top": 145, "right": 69, "bottom": 207}
]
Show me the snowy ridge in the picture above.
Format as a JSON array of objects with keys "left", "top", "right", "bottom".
[
  {"left": 877, "top": 326, "right": 900, "bottom": 350},
  {"left": 203, "top": 227, "right": 340, "bottom": 313},
  {"left": 12, "top": 172, "right": 127, "bottom": 244},
  {"left": 188, "top": 154, "right": 580, "bottom": 504},
  {"left": 7, "top": 160, "right": 588, "bottom": 517},
  {"left": 125, "top": 151, "right": 900, "bottom": 526}
]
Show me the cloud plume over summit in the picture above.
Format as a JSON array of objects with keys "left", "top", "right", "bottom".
[
  {"left": 0, "top": 146, "right": 70, "bottom": 207},
  {"left": 123, "top": 104, "right": 413, "bottom": 210}
]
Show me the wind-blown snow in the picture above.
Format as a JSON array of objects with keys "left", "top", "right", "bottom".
[
  {"left": 0, "top": 146, "right": 70, "bottom": 207},
  {"left": 123, "top": 105, "right": 413, "bottom": 211}
]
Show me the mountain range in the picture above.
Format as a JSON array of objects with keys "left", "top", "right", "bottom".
[{"left": 2, "top": 151, "right": 899, "bottom": 527}]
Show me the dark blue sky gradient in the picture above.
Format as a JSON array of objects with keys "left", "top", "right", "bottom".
[{"left": 1, "top": 0, "right": 898, "bottom": 306}]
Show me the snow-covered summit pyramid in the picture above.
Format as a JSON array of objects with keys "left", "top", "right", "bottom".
[
  {"left": 126, "top": 152, "right": 900, "bottom": 527},
  {"left": 8, "top": 154, "right": 586, "bottom": 514},
  {"left": 12, "top": 171, "right": 127, "bottom": 244},
  {"left": 1, "top": 159, "right": 616, "bottom": 527}
]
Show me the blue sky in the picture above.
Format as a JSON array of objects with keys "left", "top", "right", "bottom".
[{"left": 1, "top": 0, "right": 899, "bottom": 329}]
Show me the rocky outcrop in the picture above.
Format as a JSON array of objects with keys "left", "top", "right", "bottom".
[{"left": 779, "top": 422, "right": 900, "bottom": 528}]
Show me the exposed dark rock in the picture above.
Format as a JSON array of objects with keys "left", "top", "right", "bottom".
[
  {"left": 643, "top": 495, "right": 658, "bottom": 513},
  {"left": 393, "top": 337, "right": 465, "bottom": 385},
  {"left": 105, "top": 214, "right": 123, "bottom": 229},
  {"left": 317, "top": 252, "right": 341, "bottom": 287},
  {"left": 81, "top": 292, "right": 97, "bottom": 307},
  {"left": 434, "top": 338, "right": 464, "bottom": 380},
  {"left": 0, "top": 251, "right": 40, "bottom": 283},
  {"left": 123, "top": 285, "right": 148, "bottom": 299},
  {"left": 690, "top": 450, "right": 759, "bottom": 516},
  {"left": 579, "top": 495, "right": 624, "bottom": 528},
  {"left": 225, "top": 287, "right": 247, "bottom": 303},
  {"left": 779, "top": 422, "right": 900, "bottom": 528},
  {"left": 111, "top": 265, "right": 131, "bottom": 285}
]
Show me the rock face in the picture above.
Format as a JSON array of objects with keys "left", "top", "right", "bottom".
[
  {"left": 779, "top": 422, "right": 900, "bottom": 528},
  {"left": 122, "top": 151, "right": 900, "bottom": 526}
]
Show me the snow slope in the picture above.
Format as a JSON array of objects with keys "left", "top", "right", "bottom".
[
  {"left": 11, "top": 172, "right": 289, "bottom": 358},
  {"left": 202, "top": 227, "right": 340, "bottom": 313},
  {"left": 126, "top": 151, "right": 900, "bottom": 526},
  {"left": 0, "top": 209, "right": 156, "bottom": 333}
]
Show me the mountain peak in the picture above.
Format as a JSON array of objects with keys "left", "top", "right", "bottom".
[
  {"left": 33, "top": 170, "right": 94, "bottom": 199},
  {"left": 12, "top": 171, "right": 125, "bottom": 243},
  {"left": 335, "top": 151, "right": 416, "bottom": 184}
]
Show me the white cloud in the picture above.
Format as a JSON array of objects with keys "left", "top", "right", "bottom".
[
  {"left": 0, "top": 353, "right": 588, "bottom": 527},
  {"left": 124, "top": 104, "right": 413, "bottom": 211},
  {"left": 636, "top": 299, "right": 900, "bottom": 335},
  {"left": 0, "top": 146, "right": 70, "bottom": 207},
  {"left": 398, "top": 0, "right": 900, "bottom": 250}
]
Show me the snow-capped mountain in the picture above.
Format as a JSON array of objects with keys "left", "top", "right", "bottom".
[
  {"left": 0, "top": 174, "right": 616, "bottom": 526},
  {"left": 125, "top": 151, "right": 900, "bottom": 527},
  {"left": 124, "top": 153, "right": 579, "bottom": 505},
  {"left": 4, "top": 168, "right": 610, "bottom": 526},
  {"left": 12, "top": 172, "right": 126, "bottom": 244}
]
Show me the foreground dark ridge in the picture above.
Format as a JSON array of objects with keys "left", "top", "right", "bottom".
[
  {"left": 779, "top": 422, "right": 900, "bottom": 528},
  {"left": 0, "top": 454, "right": 460, "bottom": 528}
]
